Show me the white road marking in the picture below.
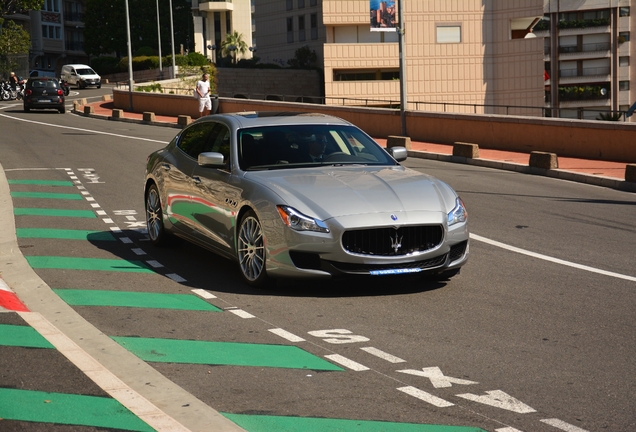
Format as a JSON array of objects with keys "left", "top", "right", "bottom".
[
  {"left": 166, "top": 273, "right": 186, "bottom": 283},
  {"left": 456, "top": 390, "right": 536, "bottom": 414},
  {"left": 131, "top": 248, "right": 146, "bottom": 256},
  {"left": 0, "top": 113, "right": 168, "bottom": 144},
  {"left": 360, "top": 347, "right": 405, "bottom": 363},
  {"left": 324, "top": 354, "right": 369, "bottom": 371},
  {"left": 228, "top": 309, "right": 255, "bottom": 319},
  {"left": 17, "top": 312, "right": 188, "bottom": 431},
  {"left": 119, "top": 237, "right": 133, "bottom": 244},
  {"left": 397, "top": 386, "right": 454, "bottom": 407},
  {"left": 191, "top": 289, "right": 216, "bottom": 299},
  {"left": 540, "top": 418, "right": 589, "bottom": 432},
  {"left": 495, "top": 428, "right": 524, "bottom": 432},
  {"left": 145, "top": 260, "right": 163, "bottom": 268},
  {"left": 269, "top": 328, "right": 306, "bottom": 342},
  {"left": 470, "top": 233, "right": 636, "bottom": 283},
  {"left": 308, "top": 329, "right": 370, "bottom": 344},
  {"left": 90, "top": 203, "right": 101, "bottom": 208},
  {"left": 109, "top": 227, "right": 122, "bottom": 233},
  {"left": 102, "top": 218, "right": 114, "bottom": 224},
  {"left": 397, "top": 367, "right": 478, "bottom": 388},
  {"left": 95, "top": 210, "right": 107, "bottom": 216}
]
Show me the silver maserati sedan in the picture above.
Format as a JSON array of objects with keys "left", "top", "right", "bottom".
[{"left": 144, "top": 112, "right": 469, "bottom": 287}]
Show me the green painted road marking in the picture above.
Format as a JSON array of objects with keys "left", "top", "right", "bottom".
[
  {"left": 8, "top": 179, "right": 74, "bottom": 186},
  {"left": 0, "top": 388, "right": 154, "bottom": 432},
  {"left": 113, "top": 336, "right": 344, "bottom": 371},
  {"left": 16, "top": 228, "right": 116, "bottom": 241},
  {"left": 222, "top": 413, "right": 487, "bottom": 432},
  {"left": 0, "top": 324, "right": 54, "bottom": 349},
  {"left": 25, "top": 256, "right": 153, "bottom": 273},
  {"left": 11, "top": 191, "right": 83, "bottom": 200},
  {"left": 14, "top": 208, "right": 97, "bottom": 218},
  {"left": 54, "top": 289, "right": 222, "bottom": 311}
]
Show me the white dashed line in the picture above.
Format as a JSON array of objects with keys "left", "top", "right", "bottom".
[
  {"left": 145, "top": 260, "right": 164, "bottom": 268},
  {"left": 166, "top": 273, "right": 186, "bottom": 283},
  {"left": 324, "top": 354, "right": 369, "bottom": 371},
  {"left": 269, "top": 328, "right": 306, "bottom": 342},
  {"left": 191, "top": 289, "right": 216, "bottom": 299},
  {"left": 540, "top": 419, "right": 589, "bottom": 432},
  {"left": 360, "top": 347, "right": 405, "bottom": 363},
  {"left": 131, "top": 248, "right": 146, "bottom": 256},
  {"left": 228, "top": 309, "right": 255, "bottom": 319},
  {"left": 119, "top": 237, "right": 133, "bottom": 244}
]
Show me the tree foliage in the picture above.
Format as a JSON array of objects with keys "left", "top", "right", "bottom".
[
  {"left": 0, "top": 0, "right": 44, "bottom": 24},
  {"left": 220, "top": 31, "right": 248, "bottom": 64},
  {"left": 0, "top": 19, "right": 30, "bottom": 54},
  {"left": 288, "top": 45, "right": 317, "bottom": 69},
  {"left": 83, "top": 0, "right": 193, "bottom": 59}
]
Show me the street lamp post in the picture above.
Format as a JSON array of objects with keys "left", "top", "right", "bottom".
[
  {"left": 397, "top": 0, "right": 407, "bottom": 136},
  {"left": 156, "top": 0, "right": 162, "bottom": 78},
  {"left": 124, "top": 0, "right": 134, "bottom": 110},
  {"left": 169, "top": 0, "right": 176, "bottom": 79}
]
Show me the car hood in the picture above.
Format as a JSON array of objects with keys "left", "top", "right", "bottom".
[{"left": 248, "top": 166, "right": 456, "bottom": 220}]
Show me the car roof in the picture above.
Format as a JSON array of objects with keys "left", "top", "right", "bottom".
[{"left": 198, "top": 111, "right": 353, "bottom": 129}]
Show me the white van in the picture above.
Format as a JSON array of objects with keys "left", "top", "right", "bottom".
[{"left": 61, "top": 64, "right": 101, "bottom": 89}]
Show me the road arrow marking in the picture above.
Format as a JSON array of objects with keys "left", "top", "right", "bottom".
[
  {"left": 397, "top": 367, "right": 478, "bottom": 388},
  {"left": 456, "top": 390, "right": 536, "bottom": 413},
  {"left": 541, "top": 418, "right": 589, "bottom": 432},
  {"left": 397, "top": 386, "right": 454, "bottom": 407}
]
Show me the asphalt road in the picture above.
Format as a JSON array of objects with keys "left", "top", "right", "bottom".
[{"left": 1, "top": 92, "right": 635, "bottom": 432}]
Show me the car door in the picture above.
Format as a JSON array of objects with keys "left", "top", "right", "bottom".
[
  {"left": 189, "top": 122, "right": 241, "bottom": 255},
  {"left": 162, "top": 122, "right": 215, "bottom": 235}
]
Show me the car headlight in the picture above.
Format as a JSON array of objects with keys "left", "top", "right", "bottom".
[
  {"left": 447, "top": 197, "right": 467, "bottom": 227},
  {"left": 277, "top": 205, "right": 329, "bottom": 233}
]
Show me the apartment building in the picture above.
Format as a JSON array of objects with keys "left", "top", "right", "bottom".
[
  {"left": 536, "top": 0, "right": 634, "bottom": 120},
  {"left": 8, "top": 0, "right": 88, "bottom": 76},
  {"left": 191, "top": 0, "right": 254, "bottom": 63}
]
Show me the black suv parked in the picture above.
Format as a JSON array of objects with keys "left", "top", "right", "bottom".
[{"left": 23, "top": 77, "right": 65, "bottom": 113}]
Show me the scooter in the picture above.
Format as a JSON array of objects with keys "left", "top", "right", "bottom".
[
  {"left": 0, "top": 82, "right": 11, "bottom": 101},
  {"left": 60, "top": 79, "right": 70, "bottom": 96}
]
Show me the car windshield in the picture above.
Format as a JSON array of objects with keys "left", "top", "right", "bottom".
[
  {"left": 239, "top": 125, "right": 396, "bottom": 171},
  {"left": 77, "top": 68, "right": 96, "bottom": 75}
]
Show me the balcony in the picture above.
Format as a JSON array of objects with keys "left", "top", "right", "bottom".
[
  {"left": 65, "top": 41, "right": 84, "bottom": 52},
  {"left": 198, "top": 0, "right": 233, "bottom": 12},
  {"left": 559, "top": 66, "right": 610, "bottom": 78},
  {"left": 64, "top": 11, "right": 83, "bottom": 23}
]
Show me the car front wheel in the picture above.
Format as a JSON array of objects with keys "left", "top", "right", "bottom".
[
  {"left": 146, "top": 184, "right": 168, "bottom": 246},
  {"left": 237, "top": 210, "right": 269, "bottom": 287}
]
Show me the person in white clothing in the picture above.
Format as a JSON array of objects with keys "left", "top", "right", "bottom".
[{"left": 195, "top": 73, "right": 211, "bottom": 117}]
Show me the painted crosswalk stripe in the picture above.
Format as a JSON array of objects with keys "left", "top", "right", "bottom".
[
  {"left": 324, "top": 354, "right": 370, "bottom": 371},
  {"left": 25, "top": 256, "right": 153, "bottom": 273},
  {"left": 112, "top": 336, "right": 344, "bottom": 371},
  {"left": 8, "top": 179, "right": 74, "bottom": 186},
  {"left": 0, "top": 324, "right": 54, "bottom": 348},
  {"left": 14, "top": 208, "right": 97, "bottom": 218},
  {"left": 269, "top": 328, "right": 306, "bottom": 343},
  {"left": 16, "top": 228, "right": 115, "bottom": 241},
  {"left": 0, "top": 388, "right": 154, "bottom": 432},
  {"left": 11, "top": 191, "right": 84, "bottom": 200},
  {"left": 53, "top": 289, "right": 222, "bottom": 311}
]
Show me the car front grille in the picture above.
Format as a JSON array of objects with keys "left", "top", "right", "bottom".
[
  {"left": 342, "top": 225, "right": 444, "bottom": 256},
  {"left": 328, "top": 254, "right": 448, "bottom": 274}
]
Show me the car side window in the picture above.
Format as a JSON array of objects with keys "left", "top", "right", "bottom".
[
  {"left": 204, "top": 123, "right": 231, "bottom": 166},
  {"left": 177, "top": 123, "right": 215, "bottom": 159}
]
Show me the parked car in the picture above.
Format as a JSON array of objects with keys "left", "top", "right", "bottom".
[
  {"left": 144, "top": 112, "right": 469, "bottom": 287},
  {"left": 61, "top": 64, "right": 101, "bottom": 89},
  {"left": 29, "top": 70, "right": 57, "bottom": 78},
  {"left": 23, "top": 77, "right": 65, "bottom": 113}
]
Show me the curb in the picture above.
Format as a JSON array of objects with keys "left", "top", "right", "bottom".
[{"left": 0, "top": 277, "right": 29, "bottom": 312}]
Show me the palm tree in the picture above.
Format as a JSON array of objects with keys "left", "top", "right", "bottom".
[{"left": 221, "top": 31, "right": 248, "bottom": 64}]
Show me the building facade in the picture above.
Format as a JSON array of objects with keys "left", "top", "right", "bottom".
[
  {"left": 191, "top": 0, "right": 254, "bottom": 63},
  {"left": 7, "top": 0, "right": 88, "bottom": 76},
  {"left": 536, "top": 0, "right": 633, "bottom": 120}
]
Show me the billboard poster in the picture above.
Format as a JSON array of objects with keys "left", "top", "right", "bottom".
[{"left": 370, "top": 0, "right": 397, "bottom": 32}]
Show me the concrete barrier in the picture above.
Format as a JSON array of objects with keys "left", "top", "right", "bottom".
[
  {"left": 143, "top": 112, "right": 156, "bottom": 122},
  {"left": 79, "top": 98, "right": 87, "bottom": 106},
  {"left": 529, "top": 151, "right": 558, "bottom": 169},
  {"left": 178, "top": 115, "right": 192, "bottom": 126},
  {"left": 625, "top": 164, "right": 636, "bottom": 183},
  {"left": 386, "top": 136, "right": 411, "bottom": 150},
  {"left": 453, "top": 142, "right": 480, "bottom": 158},
  {"left": 83, "top": 105, "right": 94, "bottom": 115},
  {"left": 102, "top": 94, "right": 112, "bottom": 102},
  {"left": 112, "top": 109, "right": 124, "bottom": 119}
]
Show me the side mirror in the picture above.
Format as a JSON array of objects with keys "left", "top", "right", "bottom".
[
  {"left": 388, "top": 146, "right": 408, "bottom": 162},
  {"left": 198, "top": 152, "right": 226, "bottom": 167}
]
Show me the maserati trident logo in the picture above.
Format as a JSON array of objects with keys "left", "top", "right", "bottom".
[{"left": 389, "top": 233, "right": 403, "bottom": 253}]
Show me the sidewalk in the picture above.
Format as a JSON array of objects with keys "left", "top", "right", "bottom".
[{"left": 76, "top": 100, "right": 635, "bottom": 193}]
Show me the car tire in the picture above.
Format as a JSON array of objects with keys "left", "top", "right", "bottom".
[
  {"left": 59, "top": 106, "right": 66, "bottom": 114},
  {"left": 23, "top": 106, "right": 30, "bottom": 112},
  {"left": 237, "top": 210, "right": 270, "bottom": 287},
  {"left": 145, "top": 184, "right": 169, "bottom": 246},
  {"left": 97, "top": 84, "right": 101, "bottom": 89}
]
